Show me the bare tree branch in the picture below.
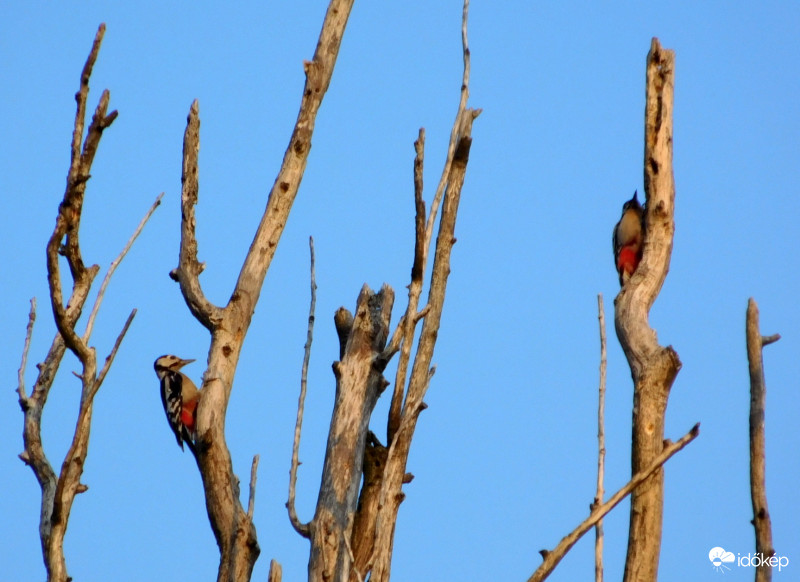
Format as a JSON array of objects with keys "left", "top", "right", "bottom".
[
  {"left": 84, "top": 192, "right": 163, "bottom": 342},
  {"left": 387, "top": 129, "right": 426, "bottom": 442},
  {"left": 93, "top": 308, "right": 136, "bottom": 397},
  {"left": 247, "top": 455, "right": 260, "bottom": 520},
  {"left": 528, "top": 425, "right": 700, "bottom": 582},
  {"left": 615, "top": 37, "right": 681, "bottom": 582},
  {"left": 167, "top": 2, "right": 356, "bottom": 580},
  {"left": 369, "top": 116, "right": 478, "bottom": 582},
  {"left": 593, "top": 294, "right": 607, "bottom": 582},
  {"left": 424, "top": 0, "right": 473, "bottom": 254},
  {"left": 746, "top": 298, "right": 777, "bottom": 582},
  {"left": 367, "top": 5, "right": 480, "bottom": 580},
  {"left": 17, "top": 299, "right": 36, "bottom": 406},
  {"left": 18, "top": 24, "right": 153, "bottom": 582},
  {"left": 287, "top": 237, "right": 316, "bottom": 539},
  {"left": 169, "top": 100, "right": 223, "bottom": 329}
]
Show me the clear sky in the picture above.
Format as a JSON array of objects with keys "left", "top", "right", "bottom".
[{"left": 2, "top": 1, "right": 798, "bottom": 580}]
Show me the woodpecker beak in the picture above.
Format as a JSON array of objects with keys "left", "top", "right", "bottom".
[{"left": 177, "top": 358, "right": 196, "bottom": 368}]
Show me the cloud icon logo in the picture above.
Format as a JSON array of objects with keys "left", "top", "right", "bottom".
[{"left": 709, "top": 547, "right": 735, "bottom": 572}]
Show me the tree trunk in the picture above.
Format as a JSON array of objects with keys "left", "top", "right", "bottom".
[
  {"left": 616, "top": 38, "right": 680, "bottom": 582},
  {"left": 307, "top": 287, "right": 394, "bottom": 582}
]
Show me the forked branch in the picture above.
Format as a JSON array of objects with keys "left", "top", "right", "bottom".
[
  {"left": 295, "top": 5, "right": 478, "bottom": 581},
  {"left": 357, "top": 3, "right": 480, "bottom": 581},
  {"left": 168, "top": 2, "right": 356, "bottom": 581},
  {"left": 18, "top": 24, "right": 156, "bottom": 582}
]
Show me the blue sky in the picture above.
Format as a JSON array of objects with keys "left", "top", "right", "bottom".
[{"left": 2, "top": 2, "right": 798, "bottom": 580}]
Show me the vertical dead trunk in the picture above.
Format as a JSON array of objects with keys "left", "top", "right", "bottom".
[
  {"left": 306, "top": 287, "right": 394, "bottom": 582},
  {"left": 745, "top": 298, "right": 778, "bottom": 582},
  {"left": 616, "top": 38, "right": 680, "bottom": 582}
]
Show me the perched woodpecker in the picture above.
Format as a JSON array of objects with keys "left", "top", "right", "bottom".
[
  {"left": 613, "top": 191, "right": 645, "bottom": 286},
  {"left": 154, "top": 355, "right": 200, "bottom": 452}
]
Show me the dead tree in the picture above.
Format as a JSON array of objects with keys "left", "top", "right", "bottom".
[
  {"left": 615, "top": 38, "right": 681, "bottom": 582},
  {"left": 167, "top": 1, "right": 355, "bottom": 580},
  {"left": 16, "top": 24, "right": 159, "bottom": 582},
  {"left": 284, "top": 2, "right": 479, "bottom": 581},
  {"left": 746, "top": 298, "right": 779, "bottom": 582}
]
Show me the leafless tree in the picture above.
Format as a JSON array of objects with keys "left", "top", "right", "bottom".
[
  {"left": 166, "top": 1, "right": 356, "bottom": 580},
  {"left": 16, "top": 24, "right": 160, "bottom": 582},
  {"left": 525, "top": 37, "right": 698, "bottom": 582},
  {"left": 19, "top": 11, "right": 715, "bottom": 582},
  {"left": 615, "top": 37, "right": 682, "bottom": 582},
  {"left": 283, "top": 3, "right": 479, "bottom": 581}
]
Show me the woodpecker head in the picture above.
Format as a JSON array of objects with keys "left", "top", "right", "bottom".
[
  {"left": 621, "top": 190, "right": 642, "bottom": 215},
  {"left": 153, "top": 355, "right": 196, "bottom": 380}
]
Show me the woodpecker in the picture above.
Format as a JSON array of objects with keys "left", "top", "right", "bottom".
[
  {"left": 613, "top": 191, "right": 645, "bottom": 286},
  {"left": 154, "top": 355, "right": 200, "bottom": 452}
]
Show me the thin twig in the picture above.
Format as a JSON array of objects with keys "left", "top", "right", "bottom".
[
  {"left": 378, "top": 314, "right": 406, "bottom": 364},
  {"left": 17, "top": 299, "right": 37, "bottom": 404},
  {"left": 424, "top": 0, "right": 472, "bottom": 253},
  {"left": 83, "top": 193, "right": 163, "bottom": 343},
  {"left": 369, "top": 5, "right": 478, "bottom": 580},
  {"left": 92, "top": 309, "right": 136, "bottom": 398},
  {"left": 388, "top": 130, "right": 426, "bottom": 442},
  {"left": 527, "top": 424, "right": 700, "bottom": 582},
  {"left": 287, "top": 236, "right": 316, "bottom": 538},
  {"left": 247, "top": 454, "right": 260, "bottom": 519},
  {"left": 594, "top": 293, "right": 606, "bottom": 582},
  {"left": 761, "top": 334, "right": 781, "bottom": 346}
]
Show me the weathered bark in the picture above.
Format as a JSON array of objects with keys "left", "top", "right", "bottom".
[
  {"left": 616, "top": 38, "right": 680, "bottom": 582},
  {"left": 368, "top": 120, "right": 476, "bottom": 582},
  {"left": 746, "top": 298, "right": 778, "bottom": 582},
  {"left": 305, "top": 286, "right": 394, "bottom": 582},
  {"left": 350, "top": 432, "right": 388, "bottom": 577},
  {"left": 17, "top": 23, "right": 154, "bottom": 582},
  {"left": 285, "top": 4, "right": 479, "bottom": 581},
  {"left": 170, "top": 3, "right": 355, "bottom": 580}
]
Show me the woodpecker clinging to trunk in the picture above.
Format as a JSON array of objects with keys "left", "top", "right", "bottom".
[
  {"left": 154, "top": 355, "right": 200, "bottom": 453},
  {"left": 613, "top": 191, "right": 645, "bottom": 286}
]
